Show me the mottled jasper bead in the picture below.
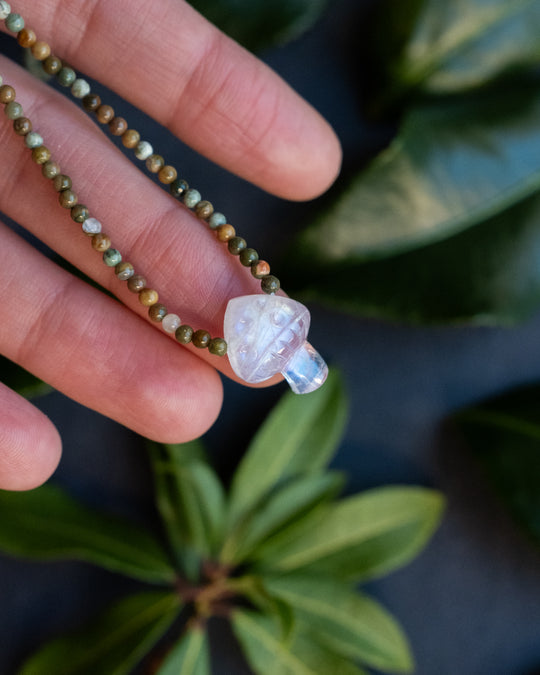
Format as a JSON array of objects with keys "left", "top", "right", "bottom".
[
  {"left": 5, "top": 13, "right": 24, "bottom": 32},
  {"left": 251, "top": 260, "right": 270, "bottom": 279},
  {"left": 134, "top": 141, "right": 153, "bottom": 160},
  {"left": 17, "top": 28, "right": 36, "bottom": 48},
  {"left": 53, "top": 174, "right": 72, "bottom": 192},
  {"left": 25, "top": 131, "right": 43, "bottom": 148},
  {"left": 228, "top": 236, "right": 247, "bottom": 255},
  {"left": 0, "top": 2, "right": 11, "bottom": 21},
  {"left": 261, "top": 275, "right": 280, "bottom": 294},
  {"left": 71, "top": 79, "right": 90, "bottom": 99},
  {"left": 175, "top": 325, "right": 193, "bottom": 344},
  {"left": 195, "top": 200, "right": 214, "bottom": 220},
  {"left": 82, "top": 217, "right": 102, "bottom": 235},
  {"left": 122, "top": 129, "right": 140, "bottom": 149},
  {"left": 127, "top": 274, "right": 146, "bottom": 293},
  {"left": 170, "top": 178, "right": 189, "bottom": 198},
  {"left": 92, "top": 233, "right": 111, "bottom": 252},
  {"left": 103, "top": 248, "right": 122, "bottom": 267},
  {"left": 13, "top": 117, "right": 31, "bottom": 135},
  {"left": 42, "top": 54, "right": 61, "bottom": 73},
  {"left": 146, "top": 154, "right": 164, "bottom": 173},
  {"left": 42, "top": 160, "right": 60, "bottom": 179},
  {"left": 71, "top": 204, "right": 89, "bottom": 222},
  {"left": 158, "top": 165, "right": 177, "bottom": 184},
  {"left": 148, "top": 303, "right": 167, "bottom": 322},
  {"left": 208, "top": 212, "right": 226, "bottom": 229},
  {"left": 32, "top": 146, "right": 51, "bottom": 165},
  {"left": 0, "top": 85, "right": 16, "bottom": 103},
  {"left": 239, "top": 248, "right": 259, "bottom": 267},
  {"left": 4, "top": 101, "right": 22, "bottom": 119},
  {"left": 139, "top": 288, "right": 159, "bottom": 307},
  {"left": 208, "top": 337, "right": 227, "bottom": 356},
  {"left": 96, "top": 105, "right": 115, "bottom": 124},
  {"left": 57, "top": 67, "right": 76, "bottom": 87},
  {"left": 192, "top": 329, "right": 211, "bottom": 349},
  {"left": 216, "top": 224, "right": 235, "bottom": 242},
  {"left": 58, "top": 189, "right": 77, "bottom": 208},
  {"left": 162, "top": 313, "right": 181, "bottom": 334},
  {"left": 109, "top": 116, "right": 127, "bottom": 136},
  {"left": 82, "top": 94, "right": 101, "bottom": 112},
  {"left": 183, "top": 189, "right": 201, "bottom": 208},
  {"left": 115, "top": 262, "right": 134, "bottom": 280}
]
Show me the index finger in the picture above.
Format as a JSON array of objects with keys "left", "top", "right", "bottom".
[{"left": 2, "top": 0, "right": 341, "bottom": 200}]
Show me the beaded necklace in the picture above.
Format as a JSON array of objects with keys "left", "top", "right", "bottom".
[{"left": 0, "top": 3, "right": 328, "bottom": 394}]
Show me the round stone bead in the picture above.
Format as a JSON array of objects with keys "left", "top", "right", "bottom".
[
  {"left": 261, "top": 275, "right": 280, "bottom": 294},
  {"left": 25, "top": 131, "right": 43, "bottom": 148},
  {"left": 0, "top": 85, "right": 16, "bottom": 103},
  {"left": 192, "top": 329, "right": 211, "bottom": 349},
  {"left": 96, "top": 105, "right": 115, "bottom": 123},
  {"left": 103, "top": 248, "right": 122, "bottom": 267},
  {"left": 71, "top": 79, "right": 91, "bottom": 98},
  {"left": 208, "top": 337, "right": 227, "bottom": 356},
  {"left": 115, "top": 262, "right": 134, "bottom": 280},
  {"left": 82, "top": 94, "right": 101, "bottom": 112},
  {"left": 170, "top": 178, "right": 189, "bottom": 198},
  {"left": 146, "top": 154, "right": 164, "bottom": 173},
  {"left": 139, "top": 288, "right": 159, "bottom": 307},
  {"left": 4, "top": 101, "right": 23, "bottom": 119},
  {"left": 158, "top": 165, "right": 177, "bottom": 184},
  {"left": 59, "top": 189, "right": 78, "bottom": 208},
  {"left": 92, "top": 233, "right": 111, "bottom": 252},
  {"left": 251, "top": 260, "right": 271, "bottom": 279},
  {"left": 53, "top": 174, "right": 72, "bottom": 192},
  {"left": 183, "top": 189, "right": 201, "bottom": 209},
  {"left": 239, "top": 248, "right": 259, "bottom": 267},
  {"left": 122, "top": 129, "right": 140, "bottom": 149},
  {"left": 175, "top": 325, "right": 193, "bottom": 344},
  {"left": 13, "top": 116, "right": 31, "bottom": 135},
  {"left": 17, "top": 28, "right": 36, "bottom": 48},
  {"left": 228, "top": 236, "right": 247, "bottom": 256},
  {"left": 109, "top": 116, "right": 127, "bottom": 136},
  {"left": 127, "top": 275, "right": 146, "bottom": 293},
  {"left": 216, "top": 224, "right": 235, "bottom": 242},
  {"left": 195, "top": 200, "right": 214, "bottom": 219},
  {"left": 134, "top": 141, "right": 153, "bottom": 160},
  {"left": 32, "top": 146, "right": 51, "bottom": 164},
  {"left": 208, "top": 212, "right": 227, "bottom": 229},
  {"left": 57, "top": 67, "right": 76, "bottom": 87},
  {"left": 42, "top": 161, "right": 60, "bottom": 179},
  {"left": 42, "top": 54, "right": 61, "bottom": 72},
  {"left": 71, "top": 204, "right": 89, "bottom": 222},
  {"left": 5, "top": 13, "right": 24, "bottom": 33},
  {"left": 148, "top": 303, "right": 167, "bottom": 322},
  {"left": 82, "top": 217, "right": 102, "bottom": 235},
  {"left": 162, "top": 313, "right": 181, "bottom": 334},
  {"left": 0, "top": 2, "right": 11, "bottom": 21}
]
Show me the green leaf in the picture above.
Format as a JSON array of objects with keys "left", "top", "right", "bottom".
[
  {"left": 156, "top": 625, "right": 210, "bottom": 675},
  {"left": 149, "top": 441, "right": 226, "bottom": 578},
  {"left": 0, "top": 484, "right": 176, "bottom": 585},
  {"left": 220, "top": 472, "right": 344, "bottom": 565},
  {"left": 187, "top": 0, "right": 327, "bottom": 52},
  {"left": 227, "top": 369, "right": 348, "bottom": 527},
  {"left": 286, "top": 90, "right": 540, "bottom": 323},
  {"left": 0, "top": 355, "right": 52, "bottom": 399},
  {"left": 232, "top": 610, "right": 368, "bottom": 675},
  {"left": 380, "top": 0, "right": 540, "bottom": 99},
  {"left": 19, "top": 591, "right": 182, "bottom": 675},
  {"left": 262, "top": 574, "right": 413, "bottom": 672},
  {"left": 454, "top": 383, "right": 540, "bottom": 544},
  {"left": 260, "top": 486, "right": 444, "bottom": 582}
]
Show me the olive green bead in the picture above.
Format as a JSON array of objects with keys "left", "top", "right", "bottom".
[
  {"left": 42, "top": 161, "right": 60, "bottom": 179},
  {"left": 82, "top": 93, "right": 101, "bottom": 112},
  {"left": 192, "top": 329, "right": 211, "bottom": 349},
  {"left": 103, "top": 248, "right": 122, "bottom": 267},
  {"left": 208, "top": 337, "right": 227, "bottom": 356},
  {"left": 4, "top": 101, "right": 22, "bottom": 120},
  {"left": 71, "top": 204, "right": 89, "bottom": 222},
  {"left": 239, "top": 248, "right": 259, "bottom": 267},
  {"left": 42, "top": 55, "right": 62, "bottom": 75},
  {"left": 53, "top": 174, "right": 72, "bottom": 192},
  {"left": 170, "top": 178, "right": 189, "bottom": 198},
  {"left": 228, "top": 236, "right": 247, "bottom": 256},
  {"left": 261, "top": 275, "right": 281, "bottom": 294},
  {"left": 57, "top": 67, "right": 76, "bottom": 87},
  {"left": 148, "top": 303, "right": 168, "bottom": 322},
  {"left": 32, "top": 146, "right": 51, "bottom": 165},
  {"left": 175, "top": 325, "right": 193, "bottom": 344},
  {"left": 59, "top": 189, "right": 78, "bottom": 208}
]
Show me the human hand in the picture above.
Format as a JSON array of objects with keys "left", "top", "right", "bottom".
[{"left": 0, "top": 0, "right": 341, "bottom": 490}]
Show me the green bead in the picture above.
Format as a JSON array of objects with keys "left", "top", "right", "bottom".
[
  {"left": 239, "top": 248, "right": 258, "bottom": 267},
  {"left": 175, "top": 325, "right": 194, "bottom": 344},
  {"left": 4, "top": 101, "right": 22, "bottom": 120},
  {"left": 261, "top": 275, "right": 280, "bottom": 294},
  {"left": 42, "top": 161, "right": 61, "bottom": 179},
  {"left": 183, "top": 188, "right": 201, "bottom": 208},
  {"left": 228, "top": 236, "right": 247, "bottom": 256},
  {"left": 192, "top": 329, "right": 211, "bottom": 349},
  {"left": 208, "top": 338, "right": 227, "bottom": 356},
  {"left": 58, "top": 189, "right": 77, "bottom": 208},
  {"left": 6, "top": 13, "right": 24, "bottom": 32},
  {"left": 170, "top": 178, "right": 189, "bottom": 198},
  {"left": 103, "top": 248, "right": 122, "bottom": 267},
  {"left": 208, "top": 212, "right": 227, "bottom": 229},
  {"left": 53, "top": 174, "right": 72, "bottom": 192},
  {"left": 57, "top": 67, "right": 76, "bottom": 87},
  {"left": 71, "top": 204, "right": 89, "bottom": 223}
]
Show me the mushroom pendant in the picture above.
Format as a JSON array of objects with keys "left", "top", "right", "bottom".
[{"left": 223, "top": 294, "right": 328, "bottom": 394}]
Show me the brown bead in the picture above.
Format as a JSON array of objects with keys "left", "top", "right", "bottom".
[
  {"left": 71, "top": 204, "right": 89, "bottom": 223},
  {"left": 115, "top": 262, "right": 134, "bottom": 280},
  {"left": 146, "top": 154, "right": 164, "bottom": 173},
  {"left": 122, "top": 129, "right": 140, "bottom": 149},
  {"left": 158, "top": 165, "right": 177, "bottom": 184},
  {"left": 13, "top": 116, "right": 32, "bottom": 136},
  {"left": 251, "top": 260, "right": 271, "bottom": 279},
  {"left": 139, "top": 288, "right": 159, "bottom": 307},
  {"left": 92, "top": 233, "right": 111, "bottom": 252},
  {"left": 53, "top": 174, "right": 72, "bottom": 192},
  {"left": 42, "top": 161, "right": 61, "bottom": 179},
  {"left": 96, "top": 105, "right": 115, "bottom": 124},
  {"left": 195, "top": 200, "right": 214, "bottom": 220},
  {"left": 0, "top": 85, "right": 16, "bottom": 104},
  {"left": 175, "top": 325, "right": 194, "bottom": 344},
  {"left": 108, "top": 116, "right": 127, "bottom": 136},
  {"left": 192, "top": 329, "right": 211, "bottom": 349},
  {"left": 216, "top": 224, "right": 235, "bottom": 242},
  {"left": 32, "top": 41, "right": 52, "bottom": 61},
  {"left": 127, "top": 275, "right": 147, "bottom": 293},
  {"left": 42, "top": 55, "right": 62, "bottom": 75},
  {"left": 148, "top": 303, "right": 168, "bottom": 322},
  {"left": 208, "top": 337, "right": 227, "bottom": 356},
  {"left": 58, "top": 189, "right": 77, "bottom": 208},
  {"left": 32, "top": 146, "right": 51, "bottom": 165},
  {"left": 261, "top": 275, "right": 281, "bottom": 294},
  {"left": 82, "top": 94, "right": 101, "bottom": 112},
  {"left": 17, "top": 28, "right": 37, "bottom": 48}
]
